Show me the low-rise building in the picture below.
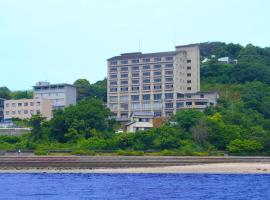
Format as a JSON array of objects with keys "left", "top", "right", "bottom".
[
  {"left": 33, "top": 81, "right": 77, "bottom": 110},
  {"left": 0, "top": 98, "right": 4, "bottom": 121},
  {"left": 125, "top": 112, "right": 154, "bottom": 132},
  {"left": 218, "top": 57, "right": 238, "bottom": 64},
  {"left": 4, "top": 98, "right": 52, "bottom": 120}
]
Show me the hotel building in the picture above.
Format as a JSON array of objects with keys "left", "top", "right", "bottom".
[{"left": 107, "top": 44, "right": 218, "bottom": 120}]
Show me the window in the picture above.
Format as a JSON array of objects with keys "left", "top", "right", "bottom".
[
  {"left": 12, "top": 103, "right": 16, "bottom": 107},
  {"left": 110, "top": 67, "right": 117, "bottom": 72},
  {"left": 120, "top": 113, "right": 128, "bottom": 119},
  {"left": 132, "top": 86, "right": 139, "bottom": 91},
  {"left": 121, "top": 60, "right": 128, "bottom": 64},
  {"left": 154, "top": 111, "right": 162, "bottom": 117},
  {"left": 143, "top": 72, "right": 150, "bottom": 76},
  {"left": 165, "top": 64, "right": 173, "bottom": 68},
  {"left": 154, "top": 78, "right": 161, "bottom": 83},
  {"left": 120, "top": 95, "right": 128, "bottom": 102},
  {"left": 110, "top": 74, "right": 117, "bottom": 79},
  {"left": 187, "top": 80, "right": 191, "bottom": 84},
  {"left": 165, "top": 71, "right": 173, "bottom": 75},
  {"left": 165, "top": 77, "right": 173, "bottom": 82},
  {"left": 120, "top": 103, "right": 128, "bottom": 110},
  {"left": 143, "top": 85, "right": 151, "bottom": 91},
  {"left": 131, "top": 95, "right": 139, "bottom": 101},
  {"left": 110, "top": 96, "right": 118, "bottom": 102},
  {"left": 139, "top": 118, "right": 150, "bottom": 122},
  {"left": 187, "top": 87, "right": 191, "bottom": 91},
  {"left": 120, "top": 66, "right": 128, "bottom": 71},
  {"left": 30, "top": 102, "right": 34, "bottom": 106},
  {"left": 165, "top": 102, "right": 173, "bottom": 109},
  {"left": 6, "top": 103, "right": 9, "bottom": 107},
  {"left": 165, "top": 84, "right": 173, "bottom": 89},
  {"left": 18, "top": 110, "right": 21, "bottom": 115},
  {"left": 121, "top": 87, "right": 128, "bottom": 92},
  {"left": 110, "top": 103, "right": 118, "bottom": 110},
  {"left": 187, "top": 59, "right": 191, "bottom": 63},
  {"left": 132, "top": 66, "right": 139, "bottom": 70},
  {"left": 186, "top": 94, "right": 192, "bottom": 98},
  {"left": 110, "top": 81, "right": 117, "bottom": 85},
  {"left": 154, "top": 65, "right": 161, "bottom": 69},
  {"left": 110, "top": 88, "right": 117, "bottom": 92},
  {"left": 177, "top": 93, "right": 184, "bottom": 98},
  {"left": 154, "top": 57, "right": 161, "bottom": 61},
  {"left": 143, "top": 65, "right": 150, "bottom": 70},
  {"left": 154, "top": 71, "right": 161, "bottom": 76},
  {"left": 131, "top": 103, "right": 140, "bottom": 111},
  {"left": 18, "top": 103, "right": 22, "bottom": 107},
  {"left": 200, "top": 94, "right": 204, "bottom": 98},
  {"left": 12, "top": 111, "right": 16, "bottom": 115},
  {"left": 110, "top": 61, "right": 117, "bottom": 65},
  {"left": 165, "top": 93, "right": 174, "bottom": 99},
  {"left": 165, "top": 57, "right": 173, "bottom": 61},
  {"left": 195, "top": 102, "right": 207, "bottom": 105},
  {"left": 142, "top": 94, "right": 150, "bottom": 100},
  {"left": 143, "top": 79, "right": 150, "bottom": 83},
  {"left": 132, "top": 73, "right": 139, "bottom": 77},
  {"left": 132, "top": 79, "right": 139, "bottom": 84},
  {"left": 120, "top": 73, "right": 128, "bottom": 78},
  {"left": 142, "top": 102, "right": 151, "bottom": 110},
  {"left": 154, "top": 93, "right": 162, "bottom": 100},
  {"left": 143, "top": 58, "right": 150, "bottom": 62},
  {"left": 154, "top": 85, "right": 162, "bottom": 90},
  {"left": 121, "top": 80, "right": 128, "bottom": 84},
  {"left": 36, "top": 102, "right": 40, "bottom": 106},
  {"left": 187, "top": 66, "right": 191, "bottom": 70},
  {"left": 186, "top": 102, "right": 192, "bottom": 106},
  {"left": 132, "top": 59, "right": 139, "bottom": 63},
  {"left": 24, "top": 110, "right": 28, "bottom": 114},
  {"left": 176, "top": 102, "right": 184, "bottom": 108},
  {"left": 24, "top": 102, "right": 28, "bottom": 106},
  {"left": 30, "top": 110, "right": 34, "bottom": 115},
  {"left": 187, "top": 73, "right": 191, "bottom": 77}
]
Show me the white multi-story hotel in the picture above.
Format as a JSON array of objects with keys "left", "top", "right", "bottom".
[{"left": 107, "top": 44, "right": 218, "bottom": 120}]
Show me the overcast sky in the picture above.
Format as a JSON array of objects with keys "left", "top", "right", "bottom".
[{"left": 1, "top": 0, "right": 269, "bottom": 90}]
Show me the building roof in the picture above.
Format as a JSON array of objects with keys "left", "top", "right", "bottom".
[
  {"left": 130, "top": 112, "right": 154, "bottom": 118},
  {"left": 33, "top": 83, "right": 76, "bottom": 89}
]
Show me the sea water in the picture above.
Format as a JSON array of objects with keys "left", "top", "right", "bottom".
[{"left": 0, "top": 173, "right": 269, "bottom": 200}]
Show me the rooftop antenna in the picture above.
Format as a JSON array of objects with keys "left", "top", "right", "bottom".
[{"left": 138, "top": 38, "right": 141, "bottom": 52}]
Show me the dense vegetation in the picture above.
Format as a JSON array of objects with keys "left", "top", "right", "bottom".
[
  {"left": 0, "top": 87, "right": 33, "bottom": 100},
  {"left": 1, "top": 42, "right": 270, "bottom": 156}
]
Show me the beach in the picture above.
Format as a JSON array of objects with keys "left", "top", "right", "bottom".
[{"left": 1, "top": 163, "right": 270, "bottom": 173}]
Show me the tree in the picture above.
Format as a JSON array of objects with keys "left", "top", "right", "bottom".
[
  {"left": 190, "top": 121, "right": 209, "bottom": 145},
  {"left": 227, "top": 139, "right": 263, "bottom": 154},
  {"left": 0, "top": 87, "right": 11, "bottom": 99},
  {"left": 29, "top": 114, "right": 46, "bottom": 141},
  {"left": 73, "top": 79, "right": 91, "bottom": 101}
]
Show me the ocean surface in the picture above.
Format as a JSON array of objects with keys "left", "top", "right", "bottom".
[{"left": 0, "top": 173, "right": 269, "bottom": 200}]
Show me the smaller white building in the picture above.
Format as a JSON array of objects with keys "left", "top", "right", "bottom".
[
  {"left": 125, "top": 112, "right": 154, "bottom": 133},
  {"left": 218, "top": 57, "right": 238, "bottom": 64}
]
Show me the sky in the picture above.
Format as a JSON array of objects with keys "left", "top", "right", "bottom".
[{"left": 0, "top": 0, "right": 269, "bottom": 90}]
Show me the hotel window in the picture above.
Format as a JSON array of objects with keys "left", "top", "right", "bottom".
[
  {"left": 110, "top": 96, "right": 118, "bottom": 102},
  {"left": 143, "top": 85, "right": 151, "bottom": 91},
  {"left": 142, "top": 103, "right": 151, "bottom": 110},
  {"left": 153, "top": 102, "right": 162, "bottom": 109},
  {"left": 177, "top": 93, "right": 184, "bottom": 99},
  {"left": 186, "top": 94, "right": 192, "bottom": 98},
  {"left": 131, "top": 95, "right": 139, "bottom": 101},
  {"left": 200, "top": 94, "right": 204, "bottom": 98},
  {"left": 165, "top": 102, "right": 173, "bottom": 109},
  {"left": 132, "top": 66, "right": 139, "bottom": 71},
  {"left": 165, "top": 93, "right": 174, "bottom": 99},
  {"left": 165, "top": 84, "right": 173, "bottom": 89},
  {"left": 110, "top": 88, "right": 117, "bottom": 92},
  {"left": 176, "top": 102, "right": 184, "bottom": 108},
  {"left": 165, "top": 57, "right": 173, "bottom": 61},
  {"left": 24, "top": 110, "right": 28, "bottom": 114},
  {"left": 143, "top": 72, "right": 150, "bottom": 76},
  {"left": 187, "top": 73, "right": 191, "bottom": 77},
  {"left": 120, "top": 103, "right": 128, "bottom": 110},
  {"left": 120, "top": 112, "right": 128, "bottom": 119},
  {"left": 154, "top": 85, "right": 162, "bottom": 90},
  {"left": 187, "top": 87, "right": 191, "bottom": 91},
  {"left": 121, "top": 60, "right": 128, "bottom": 64},
  {"left": 120, "top": 73, "right": 128, "bottom": 78},
  {"left": 154, "top": 65, "right": 161, "bottom": 69},
  {"left": 110, "top": 81, "right": 117, "bottom": 85},
  {"left": 165, "top": 64, "right": 173, "bottom": 68},
  {"left": 36, "top": 102, "right": 40, "bottom": 106},
  {"left": 132, "top": 79, "right": 139, "bottom": 84},
  {"left": 132, "top": 59, "right": 139, "bottom": 63},
  {"left": 120, "top": 66, "right": 128, "bottom": 71},
  {"left": 143, "top": 65, "right": 150, "bottom": 70},
  {"left": 186, "top": 102, "right": 192, "bottom": 106},
  {"left": 165, "top": 71, "right": 173, "bottom": 75},
  {"left": 187, "top": 80, "right": 191, "bottom": 84},
  {"left": 110, "top": 103, "right": 118, "bottom": 110},
  {"left": 154, "top": 94, "right": 162, "bottom": 100},
  {"left": 120, "top": 95, "right": 128, "bottom": 102},
  {"left": 154, "top": 78, "right": 161, "bottom": 83},
  {"left": 110, "top": 74, "right": 117, "bottom": 79},
  {"left": 187, "top": 59, "right": 191, "bottom": 63},
  {"left": 165, "top": 77, "right": 173, "bottom": 82},
  {"left": 12, "top": 111, "right": 16, "bottom": 115},
  {"left": 12, "top": 103, "right": 16, "bottom": 107},
  {"left": 154, "top": 71, "right": 161, "bottom": 76},
  {"left": 6, "top": 103, "right": 9, "bottom": 107},
  {"left": 110, "top": 67, "right": 117, "bottom": 72},
  {"left": 143, "top": 79, "right": 150, "bottom": 83},
  {"left": 154, "top": 57, "right": 161, "bottom": 61},
  {"left": 110, "top": 61, "right": 117, "bottom": 65},
  {"left": 121, "top": 80, "right": 128, "bottom": 85},
  {"left": 18, "top": 110, "right": 21, "bottom": 115},
  {"left": 142, "top": 94, "right": 150, "bottom": 100},
  {"left": 131, "top": 103, "right": 141, "bottom": 111},
  {"left": 121, "top": 87, "right": 128, "bottom": 92},
  {"left": 30, "top": 110, "right": 34, "bottom": 115},
  {"left": 187, "top": 66, "right": 191, "bottom": 70},
  {"left": 132, "top": 73, "right": 139, "bottom": 78},
  {"left": 143, "top": 58, "right": 150, "bottom": 62},
  {"left": 132, "top": 86, "right": 139, "bottom": 91},
  {"left": 24, "top": 102, "right": 28, "bottom": 106},
  {"left": 154, "top": 112, "right": 162, "bottom": 117},
  {"left": 18, "top": 103, "right": 22, "bottom": 107}
]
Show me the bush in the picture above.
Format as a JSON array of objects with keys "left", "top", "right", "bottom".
[
  {"left": 117, "top": 150, "right": 144, "bottom": 156},
  {"left": 71, "top": 149, "right": 96, "bottom": 156},
  {"left": 227, "top": 139, "right": 263, "bottom": 154},
  {"left": 35, "top": 149, "right": 49, "bottom": 155}
]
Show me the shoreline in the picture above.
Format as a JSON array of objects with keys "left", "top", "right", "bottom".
[{"left": 1, "top": 163, "right": 270, "bottom": 174}]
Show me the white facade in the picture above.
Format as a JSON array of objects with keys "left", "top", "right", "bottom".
[{"left": 125, "top": 112, "right": 154, "bottom": 132}]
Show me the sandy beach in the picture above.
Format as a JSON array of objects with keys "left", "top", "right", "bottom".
[{"left": 1, "top": 163, "right": 270, "bottom": 173}]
